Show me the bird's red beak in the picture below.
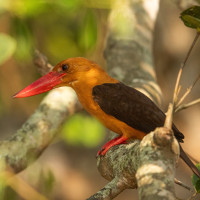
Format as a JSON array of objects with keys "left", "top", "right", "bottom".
[{"left": 13, "top": 71, "right": 66, "bottom": 98}]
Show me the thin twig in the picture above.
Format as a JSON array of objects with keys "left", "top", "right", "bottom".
[
  {"left": 181, "top": 32, "right": 200, "bottom": 70},
  {"left": 87, "top": 178, "right": 126, "bottom": 200},
  {"left": 1, "top": 170, "right": 48, "bottom": 200},
  {"left": 164, "top": 103, "right": 174, "bottom": 129},
  {"left": 173, "top": 32, "right": 200, "bottom": 107},
  {"left": 175, "top": 98, "right": 200, "bottom": 113},
  {"left": 173, "top": 68, "right": 183, "bottom": 105},
  {"left": 176, "top": 73, "right": 200, "bottom": 108},
  {"left": 187, "top": 154, "right": 200, "bottom": 165},
  {"left": 187, "top": 192, "right": 198, "bottom": 200},
  {"left": 174, "top": 178, "right": 191, "bottom": 191}
]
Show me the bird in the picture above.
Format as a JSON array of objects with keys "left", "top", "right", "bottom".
[{"left": 13, "top": 57, "right": 200, "bottom": 178}]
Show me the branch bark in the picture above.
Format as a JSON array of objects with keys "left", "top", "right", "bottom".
[{"left": 88, "top": 128, "right": 179, "bottom": 200}]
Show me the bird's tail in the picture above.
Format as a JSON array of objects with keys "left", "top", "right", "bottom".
[{"left": 180, "top": 145, "right": 200, "bottom": 178}]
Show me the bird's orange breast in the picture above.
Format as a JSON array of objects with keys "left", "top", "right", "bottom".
[
  {"left": 69, "top": 67, "right": 146, "bottom": 140},
  {"left": 73, "top": 82, "right": 145, "bottom": 140}
]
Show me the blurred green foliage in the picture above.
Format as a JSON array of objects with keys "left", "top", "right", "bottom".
[
  {"left": 61, "top": 113, "right": 105, "bottom": 148},
  {"left": 38, "top": 169, "right": 55, "bottom": 197},
  {"left": 0, "top": 0, "right": 98, "bottom": 64},
  {"left": 192, "top": 163, "right": 200, "bottom": 193},
  {"left": 0, "top": 176, "right": 6, "bottom": 200},
  {"left": 0, "top": 0, "right": 104, "bottom": 146},
  {"left": 0, "top": 33, "right": 16, "bottom": 65},
  {"left": 2, "top": 187, "right": 19, "bottom": 200}
]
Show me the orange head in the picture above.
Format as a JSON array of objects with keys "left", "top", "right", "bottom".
[{"left": 13, "top": 57, "right": 106, "bottom": 98}]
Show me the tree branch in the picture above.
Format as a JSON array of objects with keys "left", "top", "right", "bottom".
[
  {"left": 104, "top": 0, "right": 162, "bottom": 105},
  {"left": 0, "top": 51, "right": 81, "bottom": 173},
  {"left": 89, "top": 128, "right": 179, "bottom": 200}
]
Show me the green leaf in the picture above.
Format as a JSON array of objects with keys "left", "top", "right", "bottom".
[
  {"left": 192, "top": 163, "right": 200, "bottom": 193},
  {"left": 180, "top": 6, "right": 200, "bottom": 30},
  {"left": 0, "top": 33, "right": 16, "bottom": 65}
]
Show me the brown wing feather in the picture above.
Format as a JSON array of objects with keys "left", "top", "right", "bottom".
[{"left": 92, "top": 83, "right": 184, "bottom": 143}]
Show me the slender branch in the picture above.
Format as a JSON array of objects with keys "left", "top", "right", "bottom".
[
  {"left": 174, "top": 178, "right": 191, "bottom": 191},
  {"left": 176, "top": 67, "right": 200, "bottom": 110},
  {"left": 2, "top": 170, "right": 48, "bottom": 200},
  {"left": 175, "top": 98, "right": 200, "bottom": 113},
  {"left": 181, "top": 32, "right": 200, "bottom": 71},
  {"left": 173, "top": 68, "right": 183, "bottom": 105},
  {"left": 187, "top": 192, "right": 198, "bottom": 200},
  {"left": 173, "top": 32, "right": 200, "bottom": 107},
  {"left": 164, "top": 103, "right": 174, "bottom": 129},
  {"left": 187, "top": 153, "right": 200, "bottom": 164},
  {"left": 174, "top": 72, "right": 200, "bottom": 112},
  {"left": 87, "top": 177, "right": 127, "bottom": 200}
]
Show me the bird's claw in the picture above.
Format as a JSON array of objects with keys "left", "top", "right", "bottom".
[
  {"left": 96, "top": 148, "right": 106, "bottom": 157},
  {"left": 96, "top": 136, "right": 128, "bottom": 158}
]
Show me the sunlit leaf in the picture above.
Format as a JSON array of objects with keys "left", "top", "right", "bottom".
[
  {"left": 61, "top": 113, "right": 105, "bottom": 148},
  {"left": 0, "top": 33, "right": 16, "bottom": 65},
  {"left": 180, "top": 6, "right": 200, "bottom": 30},
  {"left": 192, "top": 163, "right": 200, "bottom": 193}
]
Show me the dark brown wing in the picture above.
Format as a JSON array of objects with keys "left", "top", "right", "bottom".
[{"left": 92, "top": 83, "right": 184, "bottom": 142}]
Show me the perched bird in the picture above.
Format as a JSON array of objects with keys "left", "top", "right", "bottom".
[{"left": 14, "top": 57, "right": 200, "bottom": 178}]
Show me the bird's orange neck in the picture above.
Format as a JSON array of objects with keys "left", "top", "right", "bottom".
[
  {"left": 70, "top": 67, "right": 118, "bottom": 94},
  {"left": 68, "top": 66, "right": 118, "bottom": 113}
]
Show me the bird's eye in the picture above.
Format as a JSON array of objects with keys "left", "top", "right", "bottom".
[{"left": 62, "top": 64, "right": 69, "bottom": 71}]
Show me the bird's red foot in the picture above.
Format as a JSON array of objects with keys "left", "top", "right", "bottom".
[{"left": 97, "top": 136, "right": 128, "bottom": 157}]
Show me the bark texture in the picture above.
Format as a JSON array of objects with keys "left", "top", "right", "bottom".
[{"left": 104, "top": 0, "right": 162, "bottom": 105}]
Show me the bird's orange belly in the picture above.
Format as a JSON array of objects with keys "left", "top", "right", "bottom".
[
  {"left": 96, "top": 110, "right": 146, "bottom": 139},
  {"left": 79, "top": 96, "right": 146, "bottom": 140}
]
